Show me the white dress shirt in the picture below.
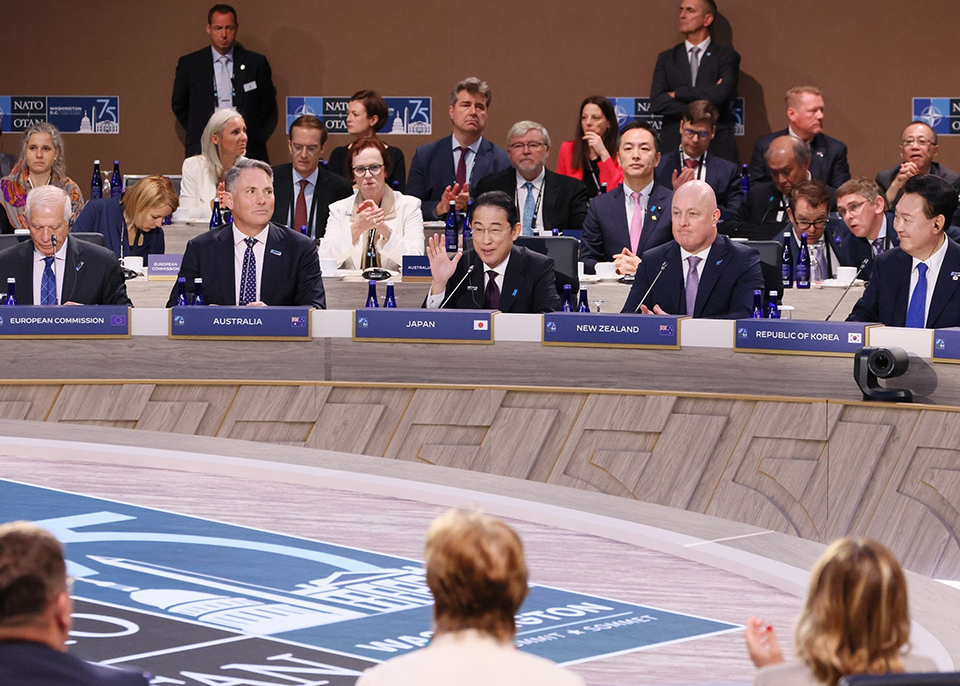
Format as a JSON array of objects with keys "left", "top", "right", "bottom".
[
  {"left": 32, "top": 241, "right": 67, "bottom": 304},
  {"left": 212, "top": 47, "right": 234, "bottom": 110},
  {"left": 425, "top": 254, "right": 510, "bottom": 309},
  {"left": 679, "top": 149, "right": 707, "bottom": 182},
  {"left": 909, "top": 235, "right": 949, "bottom": 326},
  {"left": 622, "top": 179, "right": 655, "bottom": 229},
  {"left": 452, "top": 136, "right": 483, "bottom": 185},
  {"left": 679, "top": 244, "right": 711, "bottom": 283},
  {"left": 232, "top": 224, "right": 268, "bottom": 305}
]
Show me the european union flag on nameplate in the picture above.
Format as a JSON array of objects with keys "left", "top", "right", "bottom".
[{"left": 110, "top": 315, "right": 126, "bottom": 326}]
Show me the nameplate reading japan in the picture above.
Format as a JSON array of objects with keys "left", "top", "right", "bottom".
[
  {"left": 0, "top": 306, "right": 130, "bottom": 338},
  {"left": 401, "top": 255, "right": 432, "bottom": 280},
  {"left": 933, "top": 328, "right": 960, "bottom": 362},
  {"left": 543, "top": 312, "right": 683, "bottom": 349},
  {"left": 353, "top": 308, "right": 492, "bottom": 344},
  {"left": 148, "top": 254, "right": 183, "bottom": 280},
  {"left": 169, "top": 306, "right": 312, "bottom": 340},
  {"left": 735, "top": 319, "right": 876, "bottom": 356}
]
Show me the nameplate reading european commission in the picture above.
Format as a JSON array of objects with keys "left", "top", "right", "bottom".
[
  {"left": 168, "top": 306, "right": 312, "bottom": 340},
  {"left": 734, "top": 319, "right": 878, "bottom": 356},
  {"left": 542, "top": 313, "right": 683, "bottom": 349},
  {"left": 353, "top": 308, "right": 492, "bottom": 344},
  {"left": 0, "top": 306, "right": 131, "bottom": 338},
  {"left": 933, "top": 328, "right": 960, "bottom": 363},
  {"left": 401, "top": 255, "right": 432, "bottom": 281},
  {"left": 148, "top": 254, "right": 183, "bottom": 280}
]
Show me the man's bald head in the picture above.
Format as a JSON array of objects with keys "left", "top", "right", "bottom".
[
  {"left": 766, "top": 135, "right": 811, "bottom": 196},
  {"left": 672, "top": 180, "right": 720, "bottom": 253}
]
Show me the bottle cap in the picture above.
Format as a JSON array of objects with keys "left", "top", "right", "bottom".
[
  {"left": 94, "top": 159, "right": 100, "bottom": 164},
  {"left": 194, "top": 278, "right": 203, "bottom": 283},
  {"left": 6, "top": 277, "right": 14, "bottom": 283},
  {"left": 386, "top": 280, "right": 395, "bottom": 286}
]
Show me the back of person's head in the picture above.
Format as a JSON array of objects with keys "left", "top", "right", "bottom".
[
  {"left": 789, "top": 179, "right": 831, "bottom": 215},
  {"left": 765, "top": 135, "right": 812, "bottom": 168},
  {"left": 24, "top": 185, "right": 70, "bottom": 225},
  {"left": 350, "top": 90, "right": 389, "bottom": 133},
  {"left": 618, "top": 120, "right": 661, "bottom": 153},
  {"left": 0, "top": 522, "right": 67, "bottom": 629},
  {"left": 425, "top": 510, "right": 528, "bottom": 642},
  {"left": 837, "top": 177, "right": 882, "bottom": 203},
  {"left": 473, "top": 190, "right": 518, "bottom": 226},
  {"left": 902, "top": 174, "right": 959, "bottom": 223},
  {"left": 288, "top": 114, "right": 329, "bottom": 147},
  {"left": 683, "top": 100, "right": 720, "bottom": 128},
  {"left": 347, "top": 137, "right": 393, "bottom": 177},
  {"left": 796, "top": 538, "right": 910, "bottom": 686},
  {"left": 20, "top": 122, "right": 66, "bottom": 181},
  {"left": 201, "top": 107, "right": 244, "bottom": 176},
  {"left": 450, "top": 77, "right": 492, "bottom": 107},
  {"left": 122, "top": 175, "right": 180, "bottom": 217},
  {"left": 224, "top": 157, "right": 272, "bottom": 193}
]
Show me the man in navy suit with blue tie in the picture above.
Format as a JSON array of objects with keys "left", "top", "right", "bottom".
[
  {"left": 406, "top": 77, "right": 511, "bottom": 221},
  {"left": 579, "top": 121, "right": 674, "bottom": 275},
  {"left": 848, "top": 174, "right": 960, "bottom": 328}
]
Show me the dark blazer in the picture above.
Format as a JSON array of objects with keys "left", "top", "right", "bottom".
[
  {"left": 72, "top": 197, "right": 165, "bottom": 258},
  {"left": 622, "top": 233, "right": 763, "bottom": 318},
  {"left": 876, "top": 161, "right": 960, "bottom": 210},
  {"left": 0, "top": 641, "right": 147, "bottom": 686},
  {"left": 835, "top": 212, "right": 899, "bottom": 276},
  {"left": 847, "top": 238, "right": 960, "bottom": 327},
  {"left": 270, "top": 163, "right": 354, "bottom": 239},
  {"left": 579, "top": 182, "right": 674, "bottom": 273},
  {"left": 0, "top": 237, "right": 131, "bottom": 305},
  {"left": 426, "top": 245, "right": 561, "bottom": 313},
  {"left": 655, "top": 151, "right": 744, "bottom": 216},
  {"left": 471, "top": 167, "right": 590, "bottom": 233},
  {"left": 406, "top": 136, "right": 511, "bottom": 220},
  {"left": 171, "top": 44, "right": 277, "bottom": 161},
  {"left": 721, "top": 180, "right": 790, "bottom": 241},
  {"left": 167, "top": 222, "right": 325, "bottom": 308},
  {"left": 748, "top": 129, "right": 850, "bottom": 189},
  {"left": 650, "top": 42, "right": 741, "bottom": 162},
  {"left": 327, "top": 144, "right": 407, "bottom": 192}
]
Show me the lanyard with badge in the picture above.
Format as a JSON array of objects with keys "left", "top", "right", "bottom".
[{"left": 515, "top": 183, "right": 544, "bottom": 232}]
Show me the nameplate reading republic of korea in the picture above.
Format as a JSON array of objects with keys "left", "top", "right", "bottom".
[
  {"left": 401, "top": 255, "right": 432, "bottom": 281},
  {"left": 147, "top": 254, "right": 183, "bottom": 280},
  {"left": 542, "top": 312, "right": 683, "bottom": 349},
  {"left": 353, "top": 308, "right": 492, "bottom": 344},
  {"left": 0, "top": 306, "right": 131, "bottom": 338},
  {"left": 932, "top": 327, "right": 960, "bottom": 363},
  {"left": 169, "top": 306, "right": 312, "bottom": 340},
  {"left": 734, "top": 319, "right": 878, "bottom": 356}
]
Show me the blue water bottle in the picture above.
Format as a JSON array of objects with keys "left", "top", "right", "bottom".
[
  {"left": 299, "top": 225, "right": 309, "bottom": 236},
  {"left": 365, "top": 280, "right": 379, "bottom": 308},
  {"left": 577, "top": 286, "right": 589, "bottom": 312},
  {"left": 175, "top": 277, "right": 188, "bottom": 306},
  {"left": 444, "top": 201, "right": 458, "bottom": 252},
  {"left": 462, "top": 200, "right": 473, "bottom": 243},
  {"left": 5, "top": 278, "right": 16, "bottom": 306},
  {"left": 110, "top": 160, "right": 122, "bottom": 198},
  {"left": 766, "top": 291, "right": 780, "bottom": 319},
  {"left": 210, "top": 199, "right": 222, "bottom": 230},
  {"left": 561, "top": 284, "right": 573, "bottom": 312},
  {"left": 384, "top": 281, "right": 397, "bottom": 308},
  {"left": 796, "top": 232, "right": 811, "bottom": 289},
  {"left": 90, "top": 160, "right": 103, "bottom": 199},
  {"left": 781, "top": 231, "right": 793, "bottom": 288},
  {"left": 751, "top": 289, "right": 764, "bottom": 318},
  {"left": 192, "top": 278, "right": 205, "bottom": 306},
  {"left": 740, "top": 164, "right": 749, "bottom": 196}
]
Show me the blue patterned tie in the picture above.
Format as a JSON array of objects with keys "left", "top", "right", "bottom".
[
  {"left": 40, "top": 256, "right": 57, "bottom": 305},
  {"left": 905, "top": 263, "right": 928, "bottom": 328},
  {"left": 522, "top": 182, "right": 536, "bottom": 235},
  {"left": 239, "top": 237, "right": 257, "bottom": 305}
]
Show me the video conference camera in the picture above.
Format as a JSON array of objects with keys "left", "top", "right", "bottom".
[{"left": 853, "top": 346, "right": 912, "bottom": 402}]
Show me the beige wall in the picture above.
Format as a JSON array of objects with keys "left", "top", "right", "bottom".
[{"left": 5, "top": 1, "right": 958, "bottom": 185}]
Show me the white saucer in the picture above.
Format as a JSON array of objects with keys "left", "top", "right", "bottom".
[
  {"left": 820, "top": 278, "right": 864, "bottom": 288},
  {"left": 598, "top": 274, "right": 624, "bottom": 282},
  {"left": 579, "top": 275, "right": 601, "bottom": 284}
]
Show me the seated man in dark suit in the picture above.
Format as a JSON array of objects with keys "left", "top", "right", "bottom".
[
  {"left": 875, "top": 121, "right": 960, "bottom": 210},
  {"left": 271, "top": 115, "right": 353, "bottom": 240},
  {"left": 406, "top": 77, "right": 511, "bottom": 221},
  {"left": 835, "top": 177, "right": 898, "bottom": 276},
  {"left": 848, "top": 174, "right": 960, "bottom": 327},
  {"left": 655, "top": 100, "right": 743, "bottom": 217},
  {"left": 747, "top": 86, "right": 850, "bottom": 189},
  {"left": 168, "top": 158, "right": 325, "bottom": 308},
  {"left": 723, "top": 136, "right": 813, "bottom": 240},
  {"left": 781, "top": 180, "right": 845, "bottom": 281},
  {"left": 580, "top": 121, "right": 674, "bottom": 275},
  {"left": 0, "top": 521, "right": 148, "bottom": 685},
  {"left": 0, "top": 186, "right": 131, "bottom": 305},
  {"left": 472, "top": 121, "right": 588, "bottom": 234},
  {"left": 623, "top": 180, "right": 762, "bottom": 318},
  {"left": 424, "top": 191, "right": 560, "bottom": 312}
]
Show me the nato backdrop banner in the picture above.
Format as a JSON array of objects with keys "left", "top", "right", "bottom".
[{"left": 0, "top": 96, "right": 119, "bottom": 133}]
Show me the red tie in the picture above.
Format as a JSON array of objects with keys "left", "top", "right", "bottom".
[
  {"left": 684, "top": 158, "right": 699, "bottom": 169},
  {"left": 294, "top": 179, "right": 309, "bottom": 235},
  {"left": 456, "top": 147, "right": 469, "bottom": 187}
]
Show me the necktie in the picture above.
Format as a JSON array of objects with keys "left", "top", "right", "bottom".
[
  {"left": 484, "top": 269, "right": 500, "bottom": 310},
  {"left": 294, "top": 179, "right": 309, "bottom": 235},
  {"left": 216, "top": 55, "right": 232, "bottom": 109},
  {"left": 40, "top": 256, "right": 56, "bottom": 305},
  {"left": 684, "top": 158, "right": 700, "bottom": 170},
  {"left": 689, "top": 46, "right": 700, "bottom": 85},
  {"left": 905, "top": 263, "right": 928, "bottom": 328},
  {"left": 871, "top": 237, "right": 885, "bottom": 255},
  {"left": 239, "top": 237, "right": 258, "bottom": 305},
  {"left": 522, "top": 181, "right": 536, "bottom": 235},
  {"left": 455, "top": 146, "right": 469, "bottom": 187},
  {"left": 629, "top": 191, "right": 644, "bottom": 253},
  {"left": 685, "top": 256, "right": 701, "bottom": 316},
  {"left": 812, "top": 242, "right": 827, "bottom": 281}
]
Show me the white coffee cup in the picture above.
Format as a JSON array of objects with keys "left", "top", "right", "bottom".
[
  {"left": 836, "top": 266, "right": 858, "bottom": 283},
  {"left": 121, "top": 256, "right": 144, "bottom": 273},
  {"left": 577, "top": 261, "right": 586, "bottom": 278},
  {"left": 595, "top": 262, "right": 617, "bottom": 278},
  {"left": 320, "top": 257, "right": 338, "bottom": 276}
]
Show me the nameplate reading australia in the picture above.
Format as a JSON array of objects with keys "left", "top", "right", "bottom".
[
  {"left": 169, "top": 306, "right": 312, "bottom": 340},
  {"left": 148, "top": 254, "right": 183, "bottom": 280},
  {"left": 401, "top": 255, "right": 432, "bottom": 280},
  {"left": 543, "top": 312, "right": 683, "bottom": 349},
  {"left": 353, "top": 308, "right": 492, "bottom": 344},
  {"left": 933, "top": 327, "right": 960, "bottom": 363},
  {"left": 0, "top": 306, "right": 131, "bottom": 338},
  {"left": 735, "top": 319, "right": 876, "bottom": 356}
]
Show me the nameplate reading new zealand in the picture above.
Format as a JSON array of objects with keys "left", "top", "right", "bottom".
[
  {"left": 933, "top": 327, "right": 960, "bottom": 362},
  {"left": 169, "top": 306, "right": 312, "bottom": 340},
  {"left": 0, "top": 306, "right": 130, "bottom": 338},
  {"left": 735, "top": 319, "right": 875, "bottom": 356},
  {"left": 353, "top": 308, "right": 492, "bottom": 343},
  {"left": 543, "top": 312, "right": 682, "bottom": 349}
]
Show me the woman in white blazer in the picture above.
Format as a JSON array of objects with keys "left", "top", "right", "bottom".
[
  {"left": 321, "top": 138, "right": 423, "bottom": 271},
  {"left": 178, "top": 108, "right": 247, "bottom": 220}
]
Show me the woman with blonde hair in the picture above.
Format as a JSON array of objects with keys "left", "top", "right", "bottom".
[
  {"left": 746, "top": 537, "right": 936, "bottom": 685},
  {"left": 178, "top": 108, "right": 247, "bottom": 219}
]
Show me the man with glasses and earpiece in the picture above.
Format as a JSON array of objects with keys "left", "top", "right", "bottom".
[
  {"left": 876, "top": 121, "right": 960, "bottom": 211},
  {"left": 782, "top": 180, "right": 845, "bottom": 282}
]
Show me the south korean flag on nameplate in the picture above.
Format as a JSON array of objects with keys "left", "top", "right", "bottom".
[{"left": 474, "top": 320, "right": 488, "bottom": 330}]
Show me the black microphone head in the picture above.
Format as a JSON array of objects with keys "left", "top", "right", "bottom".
[{"left": 858, "top": 258, "right": 870, "bottom": 273}]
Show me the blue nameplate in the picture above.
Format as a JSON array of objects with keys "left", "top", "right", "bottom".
[
  {"left": 401, "top": 255, "right": 432, "bottom": 280},
  {"left": 148, "top": 254, "right": 183, "bottom": 280},
  {"left": 354, "top": 308, "right": 492, "bottom": 343},
  {"left": 543, "top": 312, "right": 682, "bottom": 349},
  {"left": 933, "top": 327, "right": 960, "bottom": 362},
  {"left": 735, "top": 319, "right": 876, "bottom": 356},
  {"left": 169, "top": 306, "right": 312, "bottom": 340},
  {"left": 0, "top": 305, "right": 130, "bottom": 338}
]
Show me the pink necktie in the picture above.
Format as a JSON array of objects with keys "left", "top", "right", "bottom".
[{"left": 629, "top": 191, "right": 644, "bottom": 253}]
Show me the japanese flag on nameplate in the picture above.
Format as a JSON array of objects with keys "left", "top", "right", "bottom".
[{"left": 474, "top": 320, "right": 488, "bottom": 330}]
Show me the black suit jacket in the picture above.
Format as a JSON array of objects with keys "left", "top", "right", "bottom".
[
  {"left": 650, "top": 42, "right": 741, "bottom": 162},
  {"left": 471, "top": 167, "right": 590, "bottom": 233},
  {"left": 847, "top": 238, "right": 960, "bottom": 327},
  {"left": 171, "top": 44, "right": 277, "bottom": 161},
  {"left": 579, "top": 183, "right": 674, "bottom": 273},
  {"left": 270, "top": 163, "right": 354, "bottom": 239},
  {"left": 167, "top": 222, "right": 325, "bottom": 308},
  {"left": 655, "top": 151, "right": 744, "bottom": 216},
  {"left": 622, "top": 233, "right": 763, "bottom": 318},
  {"left": 722, "top": 181, "right": 790, "bottom": 241},
  {"left": 0, "top": 641, "right": 147, "bottom": 686},
  {"left": 748, "top": 129, "right": 850, "bottom": 189},
  {"left": 426, "top": 245, "right": 561, "bottom": 313},
  {"left": 327, "top": 144, "right": 407, "bottom": 192},
  {"left": 0, "top": 237, "right": 131, "bottom": 305},
  {"left": 406, "top": 136, "right": 511, "bottom": 220}
]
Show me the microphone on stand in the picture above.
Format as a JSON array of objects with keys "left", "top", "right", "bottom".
[
  {"left": 825, "top": 258, "right": 871, "bottom": 321},
  {"left": 634, "top": 261, "right": 669, "bottom": 313}
]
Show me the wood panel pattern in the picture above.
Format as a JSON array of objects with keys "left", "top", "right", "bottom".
[{"left": 6, "top": 379, "right": 960, "bottom": 580}]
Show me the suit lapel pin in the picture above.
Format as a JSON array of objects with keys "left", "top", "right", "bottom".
[
  {"left": 952, "top": 271, "right": 960, "bottom": 281},
  {"left": 716, "top": 259, "right": 723, "bottom": 265},
  {"left": 270, "top": 249, "right": 282, "bottom": 256},
  {"left": 650, "top": 205, "right": 658, "bottom": 221},
  {"left": 76, "top": 261, "right": 84, "bottom": 271},
  {"left": 816, "top": 151, "right": 824, "bottom": 157},
  {"left": 240, "top": 64, "right": 246, "bottom": 71},
  {"left": 512, "top": 289, "right": 518, "bottom": 297}
]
